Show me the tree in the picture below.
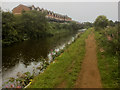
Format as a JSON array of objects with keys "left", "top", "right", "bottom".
[
  {"left": 69, "top": 21, "right": 82, "bottom": 31},
  {"left": 94, "top": 15, "right": 108, "bottom": 30},
  {"left": 21, "top": 10, "right": 49, "bottom": 38},
  {"left": 2, "top": 12, "right": 18, "bottom": 43},
  {"left": 108, "top": 20, "right": 115, "bottom": 27},
  {"left": 83, "top": 22, "right": 93, "bottom": 29},
  {"left": 2, "top": 10, "right": 49, "bottom": 46}
]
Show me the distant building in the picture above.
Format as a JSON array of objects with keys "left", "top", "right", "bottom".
[
  {"left": 12, "top": 4, "right": 31, "bottom": 14},
  {"left": 12, "top": 4, "right": 72, "bottom": 22}
]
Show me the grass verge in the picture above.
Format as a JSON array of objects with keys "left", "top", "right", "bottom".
[
  {"left": 28, "top": 28, "right": 91, "bottom": 88},
  {"left": 94, "top": 29, "right": 119, "bottom": 88}
]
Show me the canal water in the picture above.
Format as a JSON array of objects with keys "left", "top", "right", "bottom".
[{"left": 2, "top": 31, "right": 83, "bottom": 86}]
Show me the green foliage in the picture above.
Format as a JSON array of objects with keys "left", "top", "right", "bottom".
[
  {"left": 94, "top": 25, "right": 119, "bottom": 88},
  {"left": 97, "top": 52, "right": 119, "bottom": 88},
  {"left": 28, "top": 29, "right": 91, "bottom": 88},
  {"left": 108, "top": 20, "right": 115, "bottom": 27},
  {"left": 21, "top": 11, "right": 48, "bottom": 38},
  {"left": 95, "top": 25, "right": 118, "bottom": 55},
  {"left": 94, "top": 15, "right": 108, "bottom": 30},
  {"left": 82, "top": 22, "right": 93, "bottom": 29},
  {"left": 2, "top": 12, "right": 19, "bottom": 45},
  {"left": 2, "top": 11, "right": 50, "bottom": 47},
  {"left": 69, "top": 21, "right": 81, "bottom": 31},
  {"left": 2, "top": 11, "right": 82, "bottom": 47},
  {"left": 94, "top": 15, "right": 119, "bottom": 88}
]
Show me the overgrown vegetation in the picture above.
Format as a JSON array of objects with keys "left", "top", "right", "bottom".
[
  {"left": 82, "top": 22, "right": 93, "bottom": 29},
  {"left": 2, "top": 11, "right": 84, "bottom": 47},
  {"left": 94, "top": 15, "right": 108, "bottom": 30},
  {"left": 28, "top": 28, "right": 91, "bottom": 88},
  {"left": 94, "top": 15, "right": 119, "bottom": 88}
]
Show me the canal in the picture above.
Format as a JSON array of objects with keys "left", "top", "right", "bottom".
[{"left": 2, "top": 31, "right": 82, "bottom": 86}]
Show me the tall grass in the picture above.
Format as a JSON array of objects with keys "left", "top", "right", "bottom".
[{"left": 94, "top": 26, "right": 119, "bottom": 88}]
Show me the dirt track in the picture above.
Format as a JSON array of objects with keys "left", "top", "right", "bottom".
[{"left": 74, "top": 32, "right": 102, "bottom": 88}]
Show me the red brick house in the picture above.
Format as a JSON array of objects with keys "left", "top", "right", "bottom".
[
  {"left": 12, "top": 4, "right": 31, "bottom": 14},
  {"left": 12, "top": 4, "right": 72, "bottom": 21}
]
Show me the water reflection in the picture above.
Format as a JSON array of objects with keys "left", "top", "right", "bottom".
[{"left": 2, "top": 31, "right": 78, "bottom": 84}]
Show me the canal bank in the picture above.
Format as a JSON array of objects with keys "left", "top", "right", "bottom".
[
  {"left": 2, "top": 29, "right": 84, "bottom": 88},
  {"left": 28, "top": 28, "right": 91, "bottom": 88}
]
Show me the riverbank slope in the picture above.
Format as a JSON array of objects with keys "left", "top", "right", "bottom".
[{"left": 28, "top": 28, "right": 91, "bottom": 88}]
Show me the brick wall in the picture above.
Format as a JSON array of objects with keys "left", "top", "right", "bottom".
[{"left": 12, "top": 4, "right": 30, "bottom": 14}]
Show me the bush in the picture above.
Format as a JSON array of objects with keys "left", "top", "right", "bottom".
[
  {"left": 95, "top": 24, "right": 118, "bottom": 56},
  {"left": 94, "top": 15, "right": 108, "bottom": 30}
]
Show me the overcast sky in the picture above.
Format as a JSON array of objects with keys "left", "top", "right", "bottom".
[{"left": 2, "top": 2, "right": 118, "bottom": 22}]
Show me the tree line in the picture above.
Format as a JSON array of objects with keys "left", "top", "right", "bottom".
[{"left": 2, "top": 10, "right": 85, "bottom": 47}]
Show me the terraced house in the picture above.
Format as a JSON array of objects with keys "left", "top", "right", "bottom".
[{"left": 12, "top": 4, "right": 72, "bottom": 22}]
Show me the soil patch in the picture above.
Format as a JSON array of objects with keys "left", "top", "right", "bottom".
[{"left": 74, "top": 32, "right": 102, "bottom": 88}]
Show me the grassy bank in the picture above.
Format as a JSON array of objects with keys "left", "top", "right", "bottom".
[
  {"left": 28, "top": 28, "right": 91, "bottom": 88},
  {"left": 94, "top": 27, "right": 119, "bottom": 88}
]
